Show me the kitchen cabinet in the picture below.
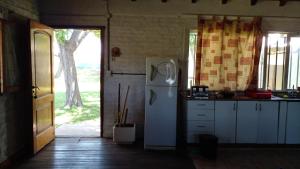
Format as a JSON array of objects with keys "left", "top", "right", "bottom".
[
  {"left": 236, "top": 101, "right": 258, "bottom": 143},
  {"left": 236, "top": 101, "right": 279, "bottom": 144},
  {"left": 278, "top": 101, "right": 288, "bottom": 144},
  {"left": 257, "top": 101, "right": 279, "bottom": 144},
  {"left": 215, "top": 101, "right": 237, "bottom": 143},
  {"left": 185, "top": 99, "right": 300, "bottom": 145},
  {"left": 186, "top": 100, "right": 214, "bottom": 143},
  {"left": 286, "top": 102, "right": 300, "bottom": 144}
]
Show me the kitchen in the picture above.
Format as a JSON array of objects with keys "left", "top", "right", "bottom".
[
  {"left": 144, "top": 19, "right": 300, "bottom": 149},
  {"left": 1, "top": 0, "right": 300, "bottom": 169}
]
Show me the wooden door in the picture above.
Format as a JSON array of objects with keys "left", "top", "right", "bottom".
[{"left": 30, "top": 20, "right": 55, "bottom": 153}]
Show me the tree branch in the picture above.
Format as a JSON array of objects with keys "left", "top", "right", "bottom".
[{"left": 77, "top": 32, "right": 89, "bottom": 46}]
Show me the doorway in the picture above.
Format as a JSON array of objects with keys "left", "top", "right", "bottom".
[{"left": 53, "top": 28, "right": 102, "bottom": 137}]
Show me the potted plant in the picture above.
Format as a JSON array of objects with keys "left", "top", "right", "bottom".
[{"left": 113, "top": 84, "right": 135, "bottom": 144}]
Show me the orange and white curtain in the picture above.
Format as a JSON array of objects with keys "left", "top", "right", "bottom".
[{"left": 195, "top": 17, "right": 262, "bottom": 91}]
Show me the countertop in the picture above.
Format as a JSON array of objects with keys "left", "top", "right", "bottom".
[{"left": 186, "top": 96, "right": 300, "bottom": 102}]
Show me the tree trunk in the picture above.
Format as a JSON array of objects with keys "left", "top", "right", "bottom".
[
  {"left": 56, "top": 30, "right": 89, "bottom": 108},
  {"left": 59, "top": 44, "right": 83, "bottom": 107}
]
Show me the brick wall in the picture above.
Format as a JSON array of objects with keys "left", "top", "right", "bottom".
[
  {"left": 0, "top": 0, "right": 38, "bottom": 19},
  {"left": 103, "top": 15, "right": 194, "bottom": 138}
]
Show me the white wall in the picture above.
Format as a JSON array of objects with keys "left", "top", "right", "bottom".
[{"left": 38, "top": 0, "right": 300, "bottom": 138}]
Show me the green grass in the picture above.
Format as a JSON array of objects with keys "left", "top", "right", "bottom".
[
  {"left": 54, "top": 66, "right": 101, "bottom": 127},
  {"left": 55, "top": 91, "right": 100, "bottom": 126}
]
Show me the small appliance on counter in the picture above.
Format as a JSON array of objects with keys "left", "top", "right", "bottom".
[
  {"left": 190, "top": 85, "right": 209, "bottom": 99},
  {"left": 246, "top": 89, "right": 272, "bottom": 99}
]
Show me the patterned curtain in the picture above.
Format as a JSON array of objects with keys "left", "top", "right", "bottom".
[{"left": 195, "top": 17, "right": 262, "bottom": 91}]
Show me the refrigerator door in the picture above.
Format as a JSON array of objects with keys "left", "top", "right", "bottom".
[
  {"left": 144, "top": 86, "right": 177, "bottom": 148},
  {"left": 146, "top": 57, "right": 178, "bottom": 86}
]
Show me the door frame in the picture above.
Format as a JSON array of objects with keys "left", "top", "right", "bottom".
[{"left": 48, "top": 25, "right": 105, "bottom": 138}]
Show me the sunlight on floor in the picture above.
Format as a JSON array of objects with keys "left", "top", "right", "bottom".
[{"left": 56, "top": 118, "right": 100, "bottom": 137}]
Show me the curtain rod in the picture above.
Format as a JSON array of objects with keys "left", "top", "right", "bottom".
[{"left": 182, "top": 13, "right": 300, "bottom": 19}]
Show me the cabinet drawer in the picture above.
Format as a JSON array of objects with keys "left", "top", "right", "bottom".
[
  {"left": 187, "top": 100, "right": 214, "bottom": 110},
  {"left": 187, "top": 121, "right": 214, "bottom": 132},
  {"left": 187, "top": 109, "right": 214, "bottom": 120}
]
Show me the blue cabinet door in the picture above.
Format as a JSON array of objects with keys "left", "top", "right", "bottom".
[
  {"left": 286, "top": 102, "right": 300, "bottom": 144},
  {"left": 215, "top": 101, "right": 237, "bottom": 143},
  {"left": 236, "top": 101, "right": 258, "bottom": 143},
  {"left": 257, "top": 101, "right": 279, "bottom": 144}
]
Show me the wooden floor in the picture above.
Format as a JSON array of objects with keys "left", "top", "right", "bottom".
[
  {"left": 14, "top": 138, "right": 195, "bottom": 169},
  {"left": 192, "top": 147, "right": 300, "bottom": 169}
]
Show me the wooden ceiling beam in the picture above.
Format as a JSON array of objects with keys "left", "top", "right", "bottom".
[
  {"left": 222, "top": 0, "right": 228, "bottom": 4},
  {"left": 251, "top": 0, "right": 258, "bottom": 6},
  {"left": 279, "top": 0, "right": 288, "bottom": 6}
]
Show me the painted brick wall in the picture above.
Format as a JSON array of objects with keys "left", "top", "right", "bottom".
[
  {"left": 103, "top": 15, "right": 194, "bottom": 138},
  {"left": 0, "top": 0, "right": 38, "bottom": 20},
  {"left": 0, "top": 0, "right": 39, "bottom": 164}
]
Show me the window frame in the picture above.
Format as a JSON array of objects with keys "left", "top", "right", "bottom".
[
  {"left": 187, "top": 30, "right": 197, "bottom": 89},
  {"left": 260, "top": 31, "right": 300, "bottom": 91}
]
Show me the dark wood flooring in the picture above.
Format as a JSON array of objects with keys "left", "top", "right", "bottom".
[
  {"left": 192, "top": 147, "right": 300, "bottom": 169},
  {"left": 14, "top": 138, "right": 195, "bottom": 169}
]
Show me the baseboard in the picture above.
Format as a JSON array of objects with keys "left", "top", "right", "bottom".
[{"left": 0, "top": 146, "right": 30, "bottom": 169}]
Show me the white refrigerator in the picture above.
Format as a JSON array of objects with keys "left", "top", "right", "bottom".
[{"left": 144, "top": 57, "right": 178, "bottom": 149}]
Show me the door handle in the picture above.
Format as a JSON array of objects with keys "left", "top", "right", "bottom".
[
  {"left": 197, "top": 104, "right": 206, "bottom": 106},
  {"left": 32, "top": 86, "right": 40, "bottom": 90},
  {"left": 150, "top": 65, "right": 158, "bottom": 81},
  {"left": 149, "top": 89, "right": 156, "bottom": 105},
  {"left": 259, "top": 104, "right": 262, "bottom": 111},
  {"left": 197, "top": 114, "right": 206, "bottom": 116},
  {"left": 32, "top": 86, "right": 40, "bottom": 99}
]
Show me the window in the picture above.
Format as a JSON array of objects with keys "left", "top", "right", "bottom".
[
  {"left": 258, "top": 33, "right": 300, "bottom": 90},
  {"left": 187, "top": 31, "right": 197, "bottom": 88}
]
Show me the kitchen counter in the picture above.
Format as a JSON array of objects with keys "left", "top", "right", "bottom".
[
  {"left": 185, "top": 97, "right": 300, "bottom": 145},
  {"left": 186, "top": 96, "right": 300, "bottom": 101}
]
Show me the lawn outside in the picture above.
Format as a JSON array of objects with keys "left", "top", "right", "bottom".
[
  {"left": 54, "top": 30, "right": 101, "bottom": 137},
  {"left": 55, "top": 66, "right": 100, "bottom": 123}
]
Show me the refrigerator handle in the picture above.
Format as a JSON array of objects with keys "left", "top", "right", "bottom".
[
  {"left": 149, "top": 89, "right": 156, "bottom": 105},
  {"left": 150, "top": 65, "right": 158, "bottom": 81}
]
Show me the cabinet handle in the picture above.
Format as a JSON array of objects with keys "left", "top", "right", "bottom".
[
  {"left": 259, "top": 104, "right": 262, "bottom": 111},
  {"left": 255, "top": 103, "right": 258, "bottom": 111},
  {"left": 196, "top": 125, "right": 206, "bottom": 128},
  {"left": 197, "top": 114, "right": 206, "bottom": 116},
  {"left": 233, "top": 103, "right": 236, "bottom": 111},
  {"left": 197, "top": 104, "right": 206, "bottom": 106}
]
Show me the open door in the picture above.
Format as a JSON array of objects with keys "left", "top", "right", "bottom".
[{"left": 30, "top": 20, "right": 55, "bottom": 153}]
